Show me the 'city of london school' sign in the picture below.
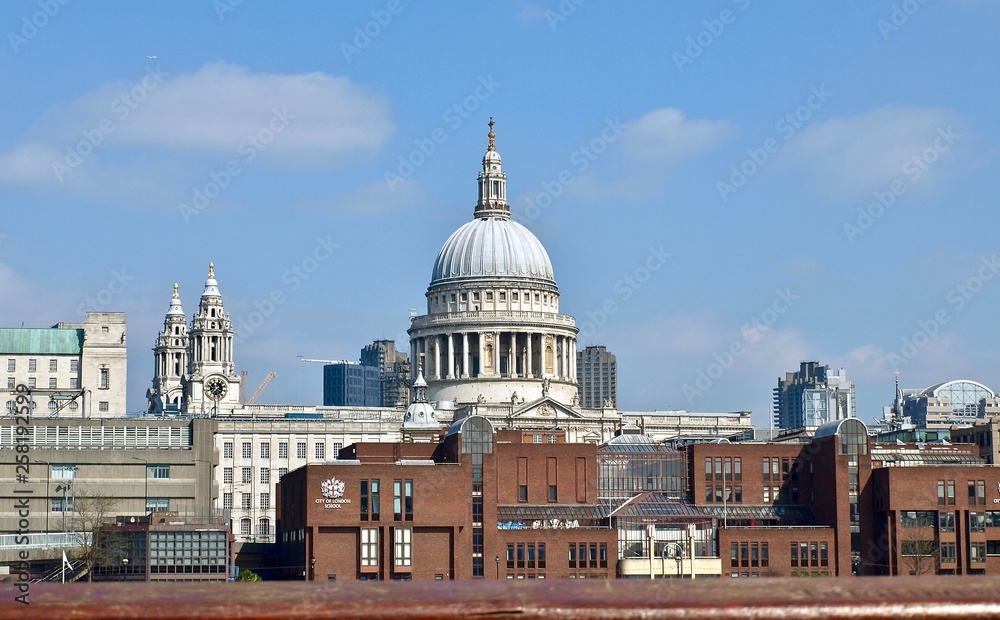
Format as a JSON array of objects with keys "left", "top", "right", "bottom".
[{"left": 317, "top": 477, "right": 352, "bottom": 509}]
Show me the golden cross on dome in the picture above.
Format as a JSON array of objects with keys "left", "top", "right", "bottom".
[
  {"left": 172, "top": 283, "right": 179, "bottom": 299},
  {"left": 487, "top": 117, "right": 495, "bottom": 150},
  {"left": 208, "top": 262, "right": 215, "bottom": 278}
]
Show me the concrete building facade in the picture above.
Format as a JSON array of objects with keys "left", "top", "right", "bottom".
[
  {"left": 577, "top": 345, "right": 617, "bottom": 409},
  {"left": 773, "top": 361, "right": 855, "bottom": 431}
]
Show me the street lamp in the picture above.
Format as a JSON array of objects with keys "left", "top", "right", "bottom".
[
  {"left": 131, "top": 457, "right": 148, "bottom": 515},
  {"left": 54, "top": 481, "right": 73, "bottom": 532},
  {"left": 495, "top": 555, "right": 500, "bottom": 580}
]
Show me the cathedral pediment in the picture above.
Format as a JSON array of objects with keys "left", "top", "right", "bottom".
[{"left": 511, "top": 397, "right": 583, "bottom": 420}]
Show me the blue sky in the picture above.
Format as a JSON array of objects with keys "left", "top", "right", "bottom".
[{"left": 1, "top": 1, "right": 998, "bottom": 427}]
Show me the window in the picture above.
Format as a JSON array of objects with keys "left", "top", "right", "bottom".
[
  {"left": 734, "top": 457, "right": 742, "bottom": 481},
  {"left": 507, "top": 544, "right": 515, "bottom": 570},
  {"left": 547, "top": 435, "right": 558, "bottom": 444},
  {"left": 223, "top": 493, "right": 232, "bottom": 510},
  {"left": 938, "top": 481, "right": 946, "bottom": 506},
  {"left": 70, "top": 377, "right": 79, "bottom": 389},
  {"left": 297, "top": 442, "right": 306, "bottom": 459},
  {"left": 971, "top": 542, "right": 987, "bottom": 563},
  {"left": 332, "top": 442, "right": 342, "bottom": 459},
  {"left": 278, "top": 442, "right": 288, "bottom": 459},
  {"left": 70, "top": 359, "right": 78, "bottom": 372},
  {"left": 730, "top": 543, "right": 739, "bottom": 568},
  {"left": 315, "top": 443, "right": 325, "bottom": 460},
  {"left": 517, "top": 543, "right": 525, "bottom": 569},
  {"left": 900, "top": 511, "right": 936, "bottom": 528},
  {"left": 6, "top": 378, "right": 12, "bottom": 389},
  {"left": 28, "top": 359, "right": 36, "bottom": 372},
  {"left": 223, "top": 467, "right": 233, "bottom": 484},
  {"left": 940, "top": 511, "right": 955, "bottom": 532},
  {"left": 261, "top": 469, "right": 269, "bottom": 485},
  {"left": 101, "top": 326, "right": 109, "bottom": 333},
  {"left": 48, "top": 378, "right": 57, "bottom": 389},
  {"left": 6, "top": 359, "right": 13, "bottom": 372},
  {"left": 705, "top": 458, "right": 712, "bottom": 482},
  {"left": 278, "top": 467, "right": 287, "bottom": 481},
  {"left": 518, "top": 485, "right": 528, "bottom": 502},
  {"left": 224, "top": 442, "right": 233, "bottom": 459},
  {"left": 258, "top": 518, "right": 270, "bottom": 538},
  {"left": 820, "top": 543, "right": 828, "bottom": 567},
  {"left": 394, "top": 480, "right": 402, "bottom": 520},
  {"left": 940, "top": 542, "right": 957, "bottom": 563},
  {"left": 51, "top": 497, "right": 75, "bottom": 512},
  {"left": 241, "top": 467, "right": 252, "bottom": 484},
  {"left": 970, "top": 511, "right": 986, "bottom": 533},
  {"left": 790, "top": 542, "right": 799, "bottom": 567},
  {"left": 977, "top": 480, "right": 986, "bottom": 505},
  {"left": 533, "top": 434, "right": 542, "bottom": 444},
  {"left": 947, "top": 480, "right": 956, "bottom": 505},
  {"left": 241, "top": 493, "right": 251, "bottom": 510},
  {"left": 361, "top": 481, "right": 369, "bottom": 521},
  {"left": 242, "top": 442, "right": 251, "bottom": 459},
  {"left": 52, "top": 465, "right": 76, "bottom": 479},
  {"left": 99, "top": 368, "right": 109, "bottom": 389},
  {"left": 240, "top": 519, "right": 251, "bottom": 537},
  {"left": 49, "top": 359, "right": 58, "bottom": 372},
  {"left": 761, "top": 543, "right": 769, "bottom": 567},
  {"left": 260, "top": 443, "right": 270, "bottom": 459},
  {"left": 98, "top": 401, "right": 109, "bottom": 412},
  {"left": 539, "top": 543, "right": 546, "bottom": 569},
  {"left": 146, "top": 497, "right": 169, "bottom": 513},
  {"left": 549, "top": 485, "right": 558, "bottom": 502},
  {"left": 147, "top": 465, "right": 170, "bottom": 479},
  {"left": 361, "top": 528, "right": 379, "bottom": 567},
  {"left": 260, "top": 492, "right": 270, "bottom": 510},
  {"left": 394, "top": 528, "right": 412, "bottom": 567},
  {"left": 28, "top": 378, "right": 35, "bottom": 388}
]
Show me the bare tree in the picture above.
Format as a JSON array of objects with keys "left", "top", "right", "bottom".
[
  {"left": 898, "top": 534, "right": 938, "bottom": 576},
  {"left": 72, "top": 490, "right": 124, "bottom": 581}
]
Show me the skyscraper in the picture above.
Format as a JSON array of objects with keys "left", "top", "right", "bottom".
[
  {"left": 577, "top": 345, "right": 617, "bottom": 408},
  {"left": 773, "top": 361, "right": 855, "bottom": 431},
  {"left": 360, "top": 339, "right": 411, "bottom": 408},
  {"left": 322, "top": 362, "right": 381, "bottom": 407}
]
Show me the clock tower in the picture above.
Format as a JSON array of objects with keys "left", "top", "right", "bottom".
[
  {"left": 147, "top": 283, "right": 188, "bottom": 413},
  {"left": 184, "top": 263, "right": 241, "bottom": 415}
]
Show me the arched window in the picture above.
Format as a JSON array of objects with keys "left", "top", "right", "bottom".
[
  {"left": 258, "top": 518, "right": 270, "bottom": 538},
  {"left": 240, "top": 518, "right": 251, "bottom": 537}
]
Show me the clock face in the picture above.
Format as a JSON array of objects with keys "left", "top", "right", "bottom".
[{"left": 206, "top": 377, "right": 228, "bottom": 401}]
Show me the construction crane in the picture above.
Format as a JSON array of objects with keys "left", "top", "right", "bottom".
[
  {"left": 297, "top": 356, "right": 357, "bottom": 365},
  {"left": 245, "top": 371, "right": 276, "bottom": 405}
]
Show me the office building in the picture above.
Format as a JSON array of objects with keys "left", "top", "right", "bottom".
[
  {"left": 773, "top": 361, "right": 855, "bottom": 431},
  {"left": 361, "top": 340, "right": 411, "bottom": 408},
  {"left": 577, "top": 345, "right": 617, "bottom": 409},
  {"left": 322, "top": 363, "right": 381, "bottom": 407},
  {"left": 1, "top": 312, "right": 127, "bottom": 417}
]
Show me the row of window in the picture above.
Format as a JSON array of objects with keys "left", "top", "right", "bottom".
[
  {"left": 433, "top": 290, "right": 555, "bottom": 305},
  {"left": 238, "top": 517, "right": 271, "bottom": 537},
  {"left": 7, "top": 376, "right": 80, "bottom": 389},
  {"left": 936, "top": 480, "right": 993, "bottom": 506},
  {"left": 358, "top": 527, "right": 413, "bottom": 568},
  {"left": 704, "top": 486, "right": 743, "bottom": 504},
  {"left": 223, "top": 441, "right": 341, "bottom": 461},
  {"left": 568, "top": 543, "right": 609, "bottom": 570},
  {"left": 359, "top": 479, "right": 413, "bottom": 521},
  {"left": 6, "top": 359, "right": 80, "bottom": 373},
  {"left": 729, "top": 542, "right": 769, "bottom": 568},
  {"left": 221, "top": 492, "right": 270, "bottom": 510},
  {"left": 704, "top": 457, "right": 743, "bottom": 482},
  {"left": 222, "top": 467, "right": 288, "bottom": 485},
  {"left": 506, "top": 543, "right": 547, "bottom": 570},
  {"left": 790, "top": 541, "right": 829, "bottom": 568}
]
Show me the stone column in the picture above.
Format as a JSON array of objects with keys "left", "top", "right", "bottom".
[
  {"left": 509, "top": 332, "right": 517, "bottom": 378},
  {"left": 461, "top": 332, "right": 470, "bottom": 379},
  {"left": 526, "top": 332, "right": 533, "bottom": 379},
  {"left": 446, "top": 333, "right": 455, "bottom": 380},
  {"left": 493, "top": 332, "right": 500, "bottom": 377}
]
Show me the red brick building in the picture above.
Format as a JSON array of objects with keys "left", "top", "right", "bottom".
[{"left": 278, "top": 416, "right": 615, "bottom": 581}]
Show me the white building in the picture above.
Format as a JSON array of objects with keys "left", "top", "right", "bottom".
[{"left": 1, "top": 312, "right": 127, "bottom": 417}]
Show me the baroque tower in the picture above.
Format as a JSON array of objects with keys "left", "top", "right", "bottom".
[
  {"left": 148, "top": 283, "right": 188, "bottom": 413},
  {"left": 185, "top": 263, "right": 241, "bottom": 414}
]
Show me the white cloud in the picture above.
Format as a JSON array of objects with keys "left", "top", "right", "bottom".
[
  {"left": 780, "top": 105, "right": 963, "bottom": 196},
  {"left": 620, "top": 108, "right": 734, "bottom": 162},
  {"left": 556, "top": 107, "right": 732, "bottom": 202},
  {"left": 0, "top": 63, "right": 394, "bottom": 189}
]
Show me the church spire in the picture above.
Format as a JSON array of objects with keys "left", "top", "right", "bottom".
[{"left": 474, "top": 117, "right": 509, "bottom": 219}]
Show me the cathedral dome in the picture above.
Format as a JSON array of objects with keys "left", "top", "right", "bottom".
[{"left": 431, "top": 217, "right": 555, "bottom": 286}]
